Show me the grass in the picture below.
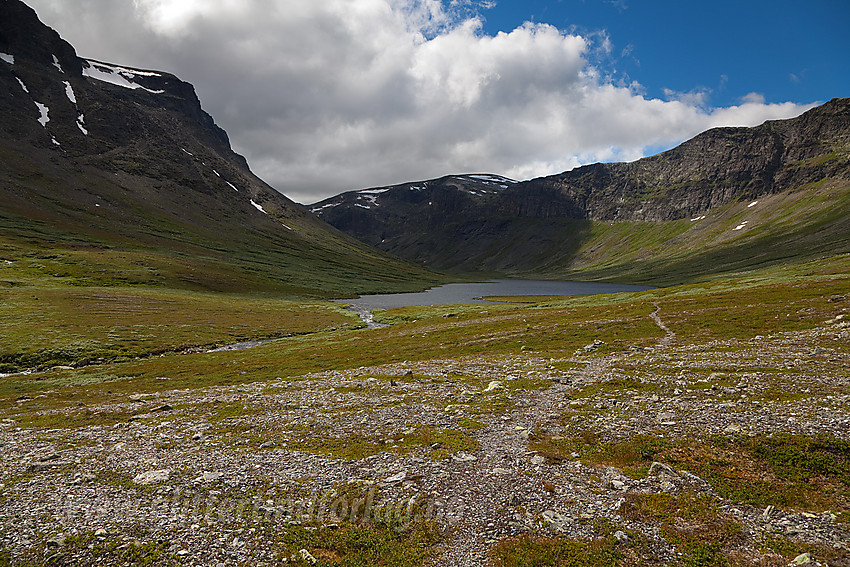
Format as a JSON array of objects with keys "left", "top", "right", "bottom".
[
  {"left": 531, "top": 430, "right": 670, "bottom": 478},
  {"left": 1, "top": 255, "right": 846, "bottom": 406},
  {"left": 286, "top": 433, "right": 386, "bottom": 461},
  {"left": 679, "top": 434, "right": 850, "bottom": 511},
  {"left": 405, "top": 178, "right": 850, "bottom": 285},
  {"left": 399, "top": 426, "right": 479, "bottom": 460},
  {"left": 5, "top": 530, "right": 180, "bottom": 567},
  {"left": 0, "top": 286, "right": 360, "bottom": 372},
  {"left": 759, "top": 534, "right": 845, "bottom": 565},
  {"left": 561, "top": 180, "right": 850, "bottom": 285},
  {"left": 620, "top": 491, "right": 742, "bottom": 567},
  {"left": 490, "top": 534, "right": 623, "bottom": 567},
  {"left": 0, "top": 136, "right": 449, "bottom": 299},
  {"left": 258, "top": 519, "right": 442, "bottom": 566}
]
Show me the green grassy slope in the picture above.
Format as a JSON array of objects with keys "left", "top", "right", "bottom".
[
  {"left": 0, "top": 140, "right": 446, "bottom": 297},
  {"left": 0, "top": 1, "right": 447, "bottom": 300},
  {"left": 403, "top": 177, "right": 850, "bottom": 285},
  {"left": 554, "top": 179, "right": 850, "bottom": 285},
  {"left": 0, "top": 150, "right": 448, "bottom": 370}
]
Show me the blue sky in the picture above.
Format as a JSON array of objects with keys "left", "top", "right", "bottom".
[
  {"left": 26, "top": 0, "right": 848, "bottom": 202},
  {"left": 479, "top": 0, "right": 848, "bottom": 108}
]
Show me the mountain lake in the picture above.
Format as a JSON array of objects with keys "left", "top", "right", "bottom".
[{"left": 336, "top": 280, "right": 655, "bottom": 328}]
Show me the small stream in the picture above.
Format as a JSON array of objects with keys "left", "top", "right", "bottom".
[
  {"left": 205, "top": 338, "right": 279, "bottom": 352},
  {"left": 346, "top": 305, "right": 390, "bottom": 329}
]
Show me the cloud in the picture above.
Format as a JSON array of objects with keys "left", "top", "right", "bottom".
[
  {"left": 27, "top": 0, "right": 814, "bottom": 204},
  {"left": 663, "top": 87, "right": 712, "bottom": 108},
  {"left": 740, "top": 92, "right": 766, "bottom": 105}
]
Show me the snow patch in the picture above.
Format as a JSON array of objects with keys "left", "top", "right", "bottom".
[
  {"left": 310, "top": 202, "right": 339, "bottom": 213},
  {"left": 0, "top": 53, "right": 13, "bottom": 65},
  {"left": 82, "top": 60, "right": 164, "bottom": 93},
  {"left": 76, "top": 114, "right": 88, "bottom": 135},
  {"left": 358, "top": 188, "right": 390, "bottom": 195},
  {"left": 213, "top": 170, "right": 220, "bottom": 177},
  {"left": 467, "top": 174, "right": 518, "bottom": 184},
  {"left": 250, "top": 199, "right": 268, "bottom": 214},
  {"left": 34, "top": 101, "right": 49, "bottom": 126},
  {"left": 226, "top": 181, "right": 239, "bottom": 192},
  {"left": 354, "top": 203, "right": 372, "bottom": 209},
  {"left": 52, "top": 55, "right": 64, "bottom": 73},
  {"left": 733, "top": 221, "right": 749, "bottom": 231},
  {"left": 16, "top": 78, "right": 29, "bottom": 93},
  {"left": 748, "top": 201, "right": 758, "bottom": 208},
  {"left": 181, "top": 148, "right": 194, "bottom": 156},
  {"left": 690, "top": 215, "right": 706, "bottom": 222},
  {"left": 51, "top": 136, "right": 60, "bottom": 146},
  {"left": 63, "top": 81, "right": 77, "bottom": 104}
]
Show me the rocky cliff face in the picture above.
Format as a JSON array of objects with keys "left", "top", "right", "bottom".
[
  {"left": 311, "top": 174, "right": 518, "bottom": 249},
  {"left": 511, "top": 99, "right": 850, "bottom": 222}
]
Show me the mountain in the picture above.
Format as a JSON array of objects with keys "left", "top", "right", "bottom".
[
  {"left": 0, "top": 0, "right": 443, "bottom": 297},
  {"left": 311, "top": 99, "right": 850, "bottom": 283}
]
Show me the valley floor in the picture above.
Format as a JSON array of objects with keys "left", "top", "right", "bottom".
[{"left": 1, "top": 260, "right": 849, "bottom": 566}]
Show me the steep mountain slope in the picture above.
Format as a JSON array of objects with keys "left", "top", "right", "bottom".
[
  {"left": 312, "top": 99, "right": 850, "bottom": 283},
  {"left": 0, "top": 0, "right": 443, "bottom": 297}
]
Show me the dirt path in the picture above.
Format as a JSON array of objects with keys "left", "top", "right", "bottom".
[{"left": 650, "top": 302, "right": 676, "bottom": 348}]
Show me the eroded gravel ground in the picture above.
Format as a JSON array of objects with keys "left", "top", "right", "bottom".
[{"left": 2, "top": 313, "right": 849, "bottom": 566}]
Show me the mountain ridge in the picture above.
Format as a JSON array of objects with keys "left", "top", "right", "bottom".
[{"left": 312, "top": 99, "right": 850, "bottom": 283}]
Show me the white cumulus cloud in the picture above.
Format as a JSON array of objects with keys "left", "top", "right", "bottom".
[{"left": 27, "top": 0, "right": 814, "bottom": 203}]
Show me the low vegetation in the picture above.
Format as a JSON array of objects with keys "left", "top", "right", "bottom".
[
  {"left": 532, "top": 429, "right": 850, "bottom": 515},
  {"left": 490, "top": 533, "right": 623, "bottom": 567},
  {"left": 1, "top": 252, "right": 848, "bottom": 566}
]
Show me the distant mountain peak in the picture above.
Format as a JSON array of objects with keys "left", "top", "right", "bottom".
[{"left": 310, "top": 173, "right": 519, "bottom": 215}]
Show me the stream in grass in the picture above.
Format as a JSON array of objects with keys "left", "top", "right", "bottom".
[
  {"left": 336, "top": 279, "right": 654, "bottom": 328},
  {"left": 206, "top": 339, "right": 279, "bottom": 352}
]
